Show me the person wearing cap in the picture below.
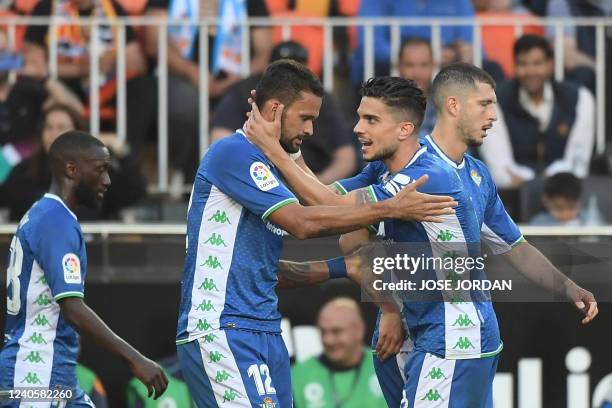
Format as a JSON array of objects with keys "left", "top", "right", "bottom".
[{"left": 210, "top": 41, "right": 358, "bottom": 184}]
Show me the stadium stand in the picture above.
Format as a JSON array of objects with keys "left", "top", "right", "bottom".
[{"left": 0, "top": 1, "right": 611, "bottom": 406}]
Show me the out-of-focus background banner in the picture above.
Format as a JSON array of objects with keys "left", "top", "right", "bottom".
[{"left": 0, "top": 0, "right": 611, "bottom": 406}]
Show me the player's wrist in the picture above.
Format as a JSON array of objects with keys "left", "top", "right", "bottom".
[
  {"left": 373, "top": 198, "right": 395, "bottom": 219},
  {"left": 326, "top": 256, "right": 347, "bottom": 279},
  {"left": 379, "top": 302, "right": 400, "bottom": 314},
  {"left": 122, "top": 346, "right": 143, "bottom": 367},
  {"left": 345, "top": 254, "right": 362, "bottom": 283},
  {"left": 269, "top": 144, "right": 289, "bottom": 164},
  {"left": 562, "top": 278, "right": 580, "bottom": 299}
]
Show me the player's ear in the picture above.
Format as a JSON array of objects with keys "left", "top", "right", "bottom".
[
  {"left": 261, "top": 99, "right": 281, "bottom": 122},
  {"left": 398, "top": 121, "right": 415, "bottom": 140},
  {"left": 447, "top": 95, "right": 459, "bottom": 117},
  {"left": 64, "top": 160, "right": 78, "bottom": 180}
]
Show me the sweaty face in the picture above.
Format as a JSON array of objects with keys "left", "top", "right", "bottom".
[
  {"left": 279, "top": 91, "right": 322, "bottom": 154},
  {"left": 74, "top": 146, "right": 111, "bottom": 210},
  {"left": 515, "top": 48, "right": 553, "bottom": 96},
  {"left": 457, "top": 82, "right": 498, "bottom": 147},
  {"left": 543, "top": 196, "right": 581, "bottom": 224},
  {"left": 318, "top": 309, "right": 364, "bottom": 366},
  {"left": 399, "top": 43, "right": 434, "bottom": 93},
  {"left": 354, "top": 97, "right": 405, "bottom": 162},
  {"left": 43, "top": 110, "right": 76, "bottom": 153}
]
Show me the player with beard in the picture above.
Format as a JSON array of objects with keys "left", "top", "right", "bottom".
[
  {"left": 175, "top": 60, "right": 458, "bottom": 408},
  {"left": 245, "top": 68, "right": 598, "bottom": 407},
  {"left": 0, "top": 131, "right": 168, "bottom": 407}
]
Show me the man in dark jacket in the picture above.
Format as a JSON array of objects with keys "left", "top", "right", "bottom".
[{"left": 479, "top": 35, "right": 594, "bottom": 189}]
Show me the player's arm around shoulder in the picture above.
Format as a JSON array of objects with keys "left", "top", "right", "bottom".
[{"left": 268, "top": 174, "right": 457, "bottom": 240}]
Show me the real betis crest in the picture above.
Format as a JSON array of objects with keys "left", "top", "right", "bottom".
[{"left": 470, "top": 169, "right": 482, "bottom": 186}]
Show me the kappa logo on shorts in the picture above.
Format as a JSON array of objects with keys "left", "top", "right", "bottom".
[
  {"left": 250, "top": 162, "right": 279, "bottom": 191},
  {"left": 62, "top": 253, "right": 82, "bottom": 284}
]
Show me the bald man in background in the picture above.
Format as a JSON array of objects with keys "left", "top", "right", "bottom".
[{"left": 291, "top": 298, "right": 386, "bottom": 408}]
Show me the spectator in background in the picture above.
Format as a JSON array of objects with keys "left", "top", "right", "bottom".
[
  {"left": 530, "top": 172, "right": 604, "bottom": 226},
  {"left": 351, "top": 0, "right": 475, "bottom": 84},
  {"left": 0, "top": 103, "right": 146, "bottom": 220},
  {"left": 265, "top": 0, "right": 360, "bottom": 78},
  {"left": 291, "top": 298, "right": 386, "bottom": 408},
  {"left": 545, "top": 0, "right": 604, "bottom": 94},
  {"left": 474, "top": 0, "right": 544, "bottom": 78},
  {"left": 23, "top": 0, "right": 153, "bottom": 176},
  {"left": 211, "top": 41, "right": 357, "bottom": 184},
  {"left": 142, "top": 0, "right": 272, "bottom": 183},
  {"left": 480, "top": 35, "right": 595, "bottom": 189},
  {"left": 398, "top": 37, "right": 436, "bottom": 137},
  {"left": 0, "top": 28, "right": 82, "bottom": 184},
  {"left": 24, "top": 0, "right": 148, "bottom": 109}
]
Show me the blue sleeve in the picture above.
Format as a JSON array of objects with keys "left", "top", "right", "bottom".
[
  {"left": 204, "top": 141, "right": 298, "bottom": 221},
  {"left": 335, "top": 163, "right": 381, "bottom": 194},
  {"left": 480, "top": 166, "right": 524, "bottom": 254},
  {"left": 35, "top": 216, "right": 86, "bottom": 301},
  {"left": 368, "top": 166, "right": 462, "bottom": 236}
]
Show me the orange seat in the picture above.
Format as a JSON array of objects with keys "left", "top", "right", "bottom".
[
  {"left": 265, "top": 0, "right": 360, "bottom": 76},
  {"left": 478, "top": 11, "right": 544, "bottom": 78}
]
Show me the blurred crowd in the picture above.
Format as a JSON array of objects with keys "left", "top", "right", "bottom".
[{"left": 0, "top": 0, "right": 611, "bottom": 225}]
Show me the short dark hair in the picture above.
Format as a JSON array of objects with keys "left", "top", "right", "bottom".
[
  {"left": 270, "top": 41, "right": 308, "bottom": 64},
  {"left": 360, "top": 76, "right": 427, "bottom": 128},
  {"left": 255, "top": 59, "right": 324, "bottom": 107},
  {"left": 49, "top": 130, "right": 106, "bottom": 173},
  {"left": 513, "top": 34, "right": 553, "bottom": 60},
  {"left": 544, "top": 172, "right": 582, "bottom": 200},
  {"left": 43, "top": 103, "right": 86, "bottom": 132},
  {"left": 431, "top": 62, "right": 496, "bottom": 113},
  {"left": 399, "top": 37, "right": 432, "bottom": 61}
]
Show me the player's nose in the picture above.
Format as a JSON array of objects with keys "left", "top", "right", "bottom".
[
  {"left": 353, "top": 120, "right": 364, "bottom": 135},
  {"left": 303, "top": 121, "right": 313, "bottom": 136},
  {"left": 488, "top": 106, "right": 498, "bottom": 122},
  {"left": 101, "top": 172, "right": 111, "bottom": 189}
]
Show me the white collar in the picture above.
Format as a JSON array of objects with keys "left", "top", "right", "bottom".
[
  {"left": 519, "top": 81, "right": 553, "bottom": 108},
  {"left": 424, "top": 134, "right": 465, "bottom": 169},
  {"left": 43, "top": 193, "right": 78, "bottom": 220},
  {"left": 405, "top": 146, "right": 428, "bottom": 168},
  {"left": 236, "top": 128, "right": 250, "bottom": 142}
]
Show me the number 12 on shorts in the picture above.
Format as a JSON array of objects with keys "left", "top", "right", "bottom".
[{"left": 247, "top": 364, "right": 276, "bottom": 395}]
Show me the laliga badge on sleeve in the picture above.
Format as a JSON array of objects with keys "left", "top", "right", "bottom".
[
  {"left": 250, "top": 162, "right": 280, "bottom": 191},
  {"left": 62, "top": 253, "right": 82, "bottom": 284}
]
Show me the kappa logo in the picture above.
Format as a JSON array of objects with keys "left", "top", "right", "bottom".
[
  {"left": 62, "top": 253, "right": 81, "bottom": 284},
  {"left": 250, "top": 162, "right": 279, "bottom": 191}
]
